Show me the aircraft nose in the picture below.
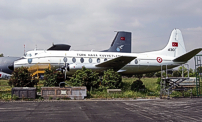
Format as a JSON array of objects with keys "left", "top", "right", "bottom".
[{"left": 8, "top": 63, "right": 14, "bottom": 71}]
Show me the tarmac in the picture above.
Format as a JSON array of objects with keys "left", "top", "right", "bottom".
[{"left": 0, "top": 98, "right": 202, "bottom": 122}]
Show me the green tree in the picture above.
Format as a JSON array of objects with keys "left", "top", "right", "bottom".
[
  {"left": 155, "top": 71, "right": 161, "bottom": 78},
  {"left": 0, "top": 53, "right": 3, "bottom": 57},
  {"left": 101, "top": 69, "right": 122, "bottom": 89},
  {"left": 8, "top": 66, "right": 38, "bottom": 87},
  {"left": 178, "top": 66, "right": 188, "bottom": 76},
  {"left": 70, "top": 67, "right": 100, "bottom": 91},
  {"left": 145, "top": 72, "right": 155, "bottom": 77},
  {"left": 197, "top": 67, "right": 202, "bottom": 73},
  {"left": 43, "top": 69, "right": 64, "bottom": 86},
  {"left": 172, "top": 70, "right": 181, "bottom": 77},
  {"left": 185, "top": 68, "right": 195, "bottom": 77}
]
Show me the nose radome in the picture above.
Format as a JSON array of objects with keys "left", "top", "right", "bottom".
[{"left": 8, "top": 63, "right": 14, "bottom": 71}]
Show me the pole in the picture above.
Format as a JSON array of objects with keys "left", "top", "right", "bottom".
[
  {"left": 182, "top": 64, "right": 184, "bottom": 77},
  {"left": 166, "top": 65, "right": 167, "bottom": 78}
]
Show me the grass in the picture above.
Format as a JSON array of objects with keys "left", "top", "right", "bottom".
[
  {"left": 88, "top": 77, "right": 160, "bottom": 98},
  {"left": 0, "top": 80, "right": 12, "bottom": 91},
  {"left": 122, "top": 77, "right": 158, "bottom": 92},
  {"left": 0, "top": 77, "right": 160, "bottom": 99},
  {"left": 141, "top": 77, "right": 158, "bottom": 92},
  {"left": 0, "top": 77, "right": 197, "bottom": 100}
]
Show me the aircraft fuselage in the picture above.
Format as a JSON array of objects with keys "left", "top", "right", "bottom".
[{"left": 14, "top": 50, "right": 183, "bottom": 75}]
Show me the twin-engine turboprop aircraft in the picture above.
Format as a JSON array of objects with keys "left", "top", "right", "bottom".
[
  {"left": 0, "top": 31, "right": 131, "bottom": 78},
  {"left": 11, "top": 29, "right": 202, "bottom": 76}
]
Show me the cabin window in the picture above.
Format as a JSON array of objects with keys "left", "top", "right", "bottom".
[
  {"left": 80, "top": 57, "right": 84, "bottom": 63},
  {"left": 89, "top": 58, "right": 92, "bottom": 63},
  {"left": 135, "top": 59, "right": 138, "bottom": 64},
  {"left": 63, "top": 57, "right": 67, "bottom": 62},
  {"left": 104, "top": 58, "right": 107, "bottom": 61},
  {"left": 72, "top": 57, "right": 76, "bottom": 63},
  {"left": 97, "top": 58, "right": 100, "bottom": 63}
]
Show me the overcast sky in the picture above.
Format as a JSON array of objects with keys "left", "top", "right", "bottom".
[{"left": 0, "top": 0, "right": 202, "bottom": 68}]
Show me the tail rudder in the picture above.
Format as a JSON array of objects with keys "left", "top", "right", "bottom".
[
  {"left": 160, "top": 29, "right": 186, "bottom": 57},
  {"left": 101, "top": 31, "right": 131, "bottom": 53}
]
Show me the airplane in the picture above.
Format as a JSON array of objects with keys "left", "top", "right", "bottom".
[
  {"left": 0, "top": 31, "right": 132, "bottom": 78},
  {"left": 9, "top": 29, "right": 202, "bottom": 76},
  {"left": 0, "top": 71, "right": 11, "bottom": 79},
  {"left": 0, "top": 57, "right": 19, "bottom": 79}
]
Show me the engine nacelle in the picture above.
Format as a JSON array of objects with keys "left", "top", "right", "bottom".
[{"left": 0, "top": 72, "right": 11, "bottom": 79}]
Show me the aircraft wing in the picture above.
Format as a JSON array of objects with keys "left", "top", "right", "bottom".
[
  {"left": 173, "top": 48, "right": 202, "bottom": 62},
  {"left": 96, "top": 56, "right": 136, "bottom": 71}
]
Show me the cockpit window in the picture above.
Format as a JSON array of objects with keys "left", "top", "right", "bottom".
[
  {"left": 35, "top": 53, "right": 38, "bottom": 55},
  {"left": 25, "top": 53, "right": 32, "bottom": 57}
]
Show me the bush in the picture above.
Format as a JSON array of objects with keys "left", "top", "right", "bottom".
[
  {"left": 131, "top": 80, "right": 145, "bottom": 92},
  {"left": 156, "top": 78, "right": 161, "bottom": 91},
  {"left": 12, "top": 94, "right": 18, "bottom": 100},
  {"left": 134, "top": 74, "right": 143, "bottom": 80},
  {"left": 43, "top": 69, "right": 64, "bottom": 87},
  {"left": 101, "top": 69, "right": 122, "bottom": 90},
  {"left": 70, "top": 67, "right": 100, "bottom": 91},
  {"left": 49, "top": 96, "right": 53, "bottom": 100},
  {"left": 8, "top": 66, "right": 38, "bottom": 87}
]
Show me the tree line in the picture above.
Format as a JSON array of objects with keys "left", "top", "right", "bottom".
[{"left": 8, "top": 65, "right": 200, "bottom": 93}]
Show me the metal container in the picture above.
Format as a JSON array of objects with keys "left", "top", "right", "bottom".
[
  {"left": 41, "top": 87, "right": 87, "bottom": 100},
  {"left": 12, "top": 87, "right": 36, "bottom": 99}
]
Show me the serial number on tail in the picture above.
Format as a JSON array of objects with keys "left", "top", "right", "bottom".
[{"left": 168, "top": 48, "right": 176, "bottom": 51}]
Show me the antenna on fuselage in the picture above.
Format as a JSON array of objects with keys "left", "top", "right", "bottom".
[{"left": 24, "top": 44, "right": 25, "bottom": 56}]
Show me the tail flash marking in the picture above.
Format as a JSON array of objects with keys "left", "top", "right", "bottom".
[
  {"left": 172, "top": 42, "right": 178, "bottom": 47},
  {"left": 120, "top": 37, "right": 125, "bottom": 40}
]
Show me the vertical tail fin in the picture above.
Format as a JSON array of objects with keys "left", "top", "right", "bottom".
[
  {"left": 159, "top": 29, "right": 186, "bottom": 57},
  {"left": 101, "top": 31, "right": 131, "bottom": 53}
]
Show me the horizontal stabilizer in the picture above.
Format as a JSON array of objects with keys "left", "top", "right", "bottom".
[
  {"left": 96, "top": 56, "right": 136, "bottom": 71},
  {"left": 173, "top": 48, "right": 202, "bottom": 62}
]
